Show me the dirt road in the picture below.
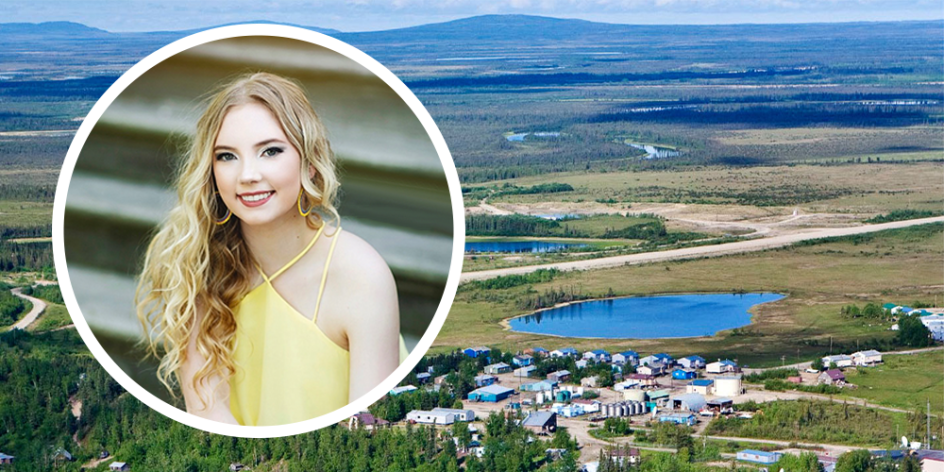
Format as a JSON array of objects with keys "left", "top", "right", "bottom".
[
  {"left": 462, "top": 216, "right": 944, "bottom": 282},
  {"left": 10, "top": 287, "right": 46, "bottom": 330}
]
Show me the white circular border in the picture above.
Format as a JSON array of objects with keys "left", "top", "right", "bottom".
[{"left": 52, "top": 24, "right": 464, "bottom": 438}]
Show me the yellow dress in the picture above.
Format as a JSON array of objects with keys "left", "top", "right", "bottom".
[{"left": 228, "top": 226, "right": 408, "bottom": 426}]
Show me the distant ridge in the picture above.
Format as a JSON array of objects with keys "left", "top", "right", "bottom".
[
  {"left": 338, "top": 13, "right": 944, "bottom": 43},
  {"left": 154, "top": 20, "right": 340, "bottom": 36},
  {"left": 0, "top": 21, "right": 109, "bottom": 35}
]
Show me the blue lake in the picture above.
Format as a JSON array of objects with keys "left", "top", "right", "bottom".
[
  {"left": 466, "top": 241, "right": 587, "bottom": 253},
  {"left": 508, "top": 293, "right": 784, "bottom": 338}
]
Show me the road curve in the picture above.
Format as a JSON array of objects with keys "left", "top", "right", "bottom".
[
  {"left": 10, "top": 287, "right": 46, "bottom": 330},
  {"left": 462, "top": 216, "right": 944, "bottom": 282}
]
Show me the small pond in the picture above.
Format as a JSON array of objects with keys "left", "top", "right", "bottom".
[
  {"left": 507, "top": 131, "right": 561, "bottom": 142},
  {"left": 508, "top": 292, "right": 784, "bottom": 338},
  {"left": 466, "top": 241, "right": 587, "bottom": 253},
  {"left": 626, "top": 142, "right": 680, "bottom": 159}
]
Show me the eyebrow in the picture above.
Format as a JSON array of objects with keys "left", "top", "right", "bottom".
[{"left": 213, "top": 139, "right": 286, "bottom": 152}]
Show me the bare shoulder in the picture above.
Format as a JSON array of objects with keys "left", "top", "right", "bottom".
[{"left": 326, "top": 228, "right": 398, "bottom": 307}]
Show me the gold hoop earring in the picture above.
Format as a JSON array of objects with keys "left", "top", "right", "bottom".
[
  {"left": 214, "top": 192, "right": 232, "bottom": 225},
  {"left": 298, "top": 189, "right": 314, "bottom": 217}
]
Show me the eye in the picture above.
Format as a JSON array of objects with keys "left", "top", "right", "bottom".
[
  {"left": 215, "top": 152, "right": 237, "bottom": 162},
  {"left": 262, "top": 147, "right": 284, "bottom": 157}
]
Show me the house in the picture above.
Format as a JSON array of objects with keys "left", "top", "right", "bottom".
[
  {"left": 348, "top": 412, "right": 389, "bottom": 430},
  {"left": 640, "top": 353, "right": 673, "bottom": 367},
  {"left": 474, "top": 374, "right": 498, "bottom": 387},
  {"left": 522, "top": 411, "right": 557, "bottom": 434},
  {"left": 109, "top": 462, "right": 130, "bottom": 471},
  {"left": 552, "top": 402, "right": 585, "bottom": 418},
  {"left": 736, "top": 450, "right": 783, "bottom": 465},
  {"left": 607, "top": 447, "right": 641, "bottom": 466},
  {"left": 678, "top": 355, "right": 706, "bottom": 370},
  {"left": 687, "top": 379, "right": 714, "bottom": 395},
  {"left": 627, "top": 373, "right": 657, "bottom": 387},
  {"left": 484, "top": 362, "right": 512, "bottom": 374},
  {"left": 432, "top": 408, "right": 475, "bottom": 422},
  {"left": 583, "top": 349, "right": 611, "bottom": 363},
  {"left": 614, "top": 379, "right": 640, "bottom": 390},
  {"left": 672, "top": 369, "right": 697, "bottom": 380},
  {"left": 407, "top": 409, "right": 456, "bottom": 425},
  {"left": 551, "top": 347, "right": 579, "bottom": 358},
  {"left": 230, "top": 463, "right": 246, "bottom": 471},
  {"left": 819, "top": 369, "right": 846, "bottom": 386},
  {"left": 529, "top": 347, "right": 549, "bottom": 357},
  {"left": 659, "top": 413, "right": 697, "bottom": 425},
  {"left": 416, "top": 372, "right": 431, "bottom": 384},
  {"left": 463, "top": 346, "right": 491, "bottom": 358},
  {"left": 514, "top": 365, "right": 537, "bottom": 377},
  {"left": 612, "top": 350, "right": 639, "bottom": 366},
  {"left": 572, "top": 399, "right": 601, "bottom": 414},
  {"left": 0, "top": 453, "right": 14, "bottom": 464},
  {"left": 468, "top": 384, "right": 514, "bottom": 402},
  {"left": 706, "top": 359, "right": 738, "bottom": 374},
  {"left": 575, "top": 359, "right": 589, "bottom": 369},
  {"left": 638, "top": 361, "right": 666, "bottom": 376},
  {"left": 513, "top": 354, "right": 534, "bottom": 367},
  {"left": 851, "top": 350, "right": 883, "bottom": 366},
  {"left": 821, "top": 354, "right": 854, "bottom": 368},
  {"left": 547, "top": 370, "right": 571, "bottom": 383},
  {"left": 389, "top": 385, "right": 418, "bottom": 396},
  {"left": 670, "top": 393, "right": 707, "bottom": 412},
  {"left": 521, "top": 380, "right": 557, "bottom": 391},
  {"left": 921, "top": 454, "right": 944, "bottom": 472},
  {"left": 922, "top": 314, "right": 944, "bottom": 341}
]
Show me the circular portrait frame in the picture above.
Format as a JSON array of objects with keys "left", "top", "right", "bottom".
[{"left": 52, "top": 24, "right": 464, "bottom": 438}]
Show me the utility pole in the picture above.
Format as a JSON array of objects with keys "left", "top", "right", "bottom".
[{"left": 928, "top": 398, "right": 932, "bottom": 448}]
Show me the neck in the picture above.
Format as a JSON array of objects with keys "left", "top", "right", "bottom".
[{"left": 239, "top": 212, "right": 320, "bottom": 274}]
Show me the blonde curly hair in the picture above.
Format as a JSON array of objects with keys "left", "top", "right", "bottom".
[{"left": 136, "top": 72, "right": 340, "bottom": 405}]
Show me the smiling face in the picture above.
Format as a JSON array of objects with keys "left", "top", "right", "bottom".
[{"left": 212, "top": 102, "right": 304, "bottom": 228}]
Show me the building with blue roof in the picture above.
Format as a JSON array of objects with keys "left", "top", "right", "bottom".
[
  {"left": 613, "top": 350, "right": 639, "bottom": 366},
  {"left": 463, "top": 346, "right": 491, "bottom": 358},
  {"left": 468, "top": 384, "right": 514, "bottom": 402},
  {"left": 672, "top": 369, "right": 697, "bottom": 380},
  {"left": 678, "top": 355, "right": 706, "bottom": 370},
  {"left": 687, "top": 378, "right": 714, "bottom": 395}
]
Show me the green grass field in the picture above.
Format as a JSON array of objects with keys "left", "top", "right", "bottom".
[
  {"left": 486, "top": 162, "right": 944, "bottom": 214},
  {"left": 28, "top": 303, "right": 72, "bottom": 332},
  {"left": 841, "top": 351, "right": 944, "bottom": 416}
]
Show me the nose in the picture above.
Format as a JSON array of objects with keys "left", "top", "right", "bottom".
[{"left": 239, "top": 155, "right": 261, "bottom": 184}]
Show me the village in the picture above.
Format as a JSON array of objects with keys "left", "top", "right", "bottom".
[{"left": 360, "top": 331, "right": 943, "bottom": 472}]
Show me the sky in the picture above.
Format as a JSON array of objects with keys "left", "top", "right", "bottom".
[{"left": 3, "top": 0, "right": 942, "bottom": 32}]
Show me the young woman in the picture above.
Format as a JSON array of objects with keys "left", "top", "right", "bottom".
[{"left": 137, "top": 72, "right": 406, "bottom": 426}]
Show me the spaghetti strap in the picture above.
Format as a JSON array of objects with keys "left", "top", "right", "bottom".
[
  {"left": 313, "top": 227, "right": 341, "bottom": 322},
  {"left": 254, "top": 224, "right": 325, "bottom": 283}
]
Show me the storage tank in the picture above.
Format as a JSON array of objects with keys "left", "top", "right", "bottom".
[
  {"left": 536, "top": 392, "right": 544, "bottom": 404},
  {"left": 714, "top": 375, "right": 743, "bottom": 397},
  {"left": 623, "top": 389, "right": 646, "bottom": 402}
]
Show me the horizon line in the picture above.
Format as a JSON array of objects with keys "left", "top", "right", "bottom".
[{"left": 2, "top": 14, "right": 943, "bottom": 35}]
